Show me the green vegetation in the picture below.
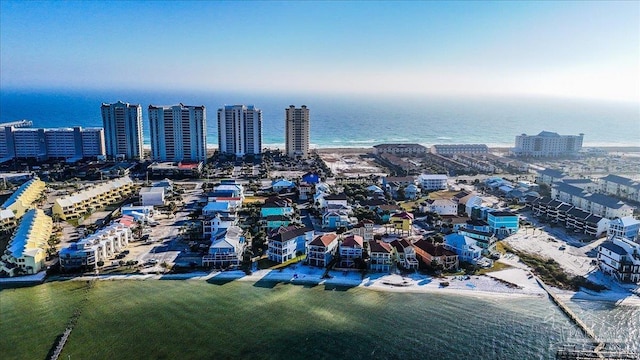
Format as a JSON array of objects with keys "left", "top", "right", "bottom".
[
  {"left": 501, "top": 243, "right": 606, "bottom": 292},
  {"left": 476, "top": 261, "right": 512, "bottom": 275}
]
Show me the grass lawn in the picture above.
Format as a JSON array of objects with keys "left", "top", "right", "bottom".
[
  {"left": 243, "top": 196, "right": 267, "bottom": 204},
  {"left": 476, "top": 261, "right": 512, "bottom": 275},
  {"left": 399, "top": 196, "right": 427, "bottom": 211}
]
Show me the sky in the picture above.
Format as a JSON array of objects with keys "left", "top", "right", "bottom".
[{"left": 1, "top": 1, "right": 638, "bottom": 102}]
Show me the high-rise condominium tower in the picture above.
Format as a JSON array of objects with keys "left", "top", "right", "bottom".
[
  {"left": 285, "top": 105, "right": 310, "bottom": 158},
  {"left": 217, "top": 105, "right": 262, "bottom": 157},
  {"left": 101, "top": 101, "right": 143, "bottom": 160},
  {"left": 148, "top": 104, "right": 207, "bottom": 163}
]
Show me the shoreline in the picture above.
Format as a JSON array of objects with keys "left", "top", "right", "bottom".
[
  {"left": 35, "top": 265, "right": 640, "bottom": 306},
  {"left": 140, "top": 144, "right": 640, "bottom": 153}
]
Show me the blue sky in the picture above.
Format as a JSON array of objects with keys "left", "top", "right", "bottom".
[{"left": 1, "top": 1, "right": 638, "bottom": 102}]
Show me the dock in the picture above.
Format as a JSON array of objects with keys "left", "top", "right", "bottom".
[
  {"left": 534, "top": 276, "right": 639, "bottom": 360},
  {"left": 534, "top": 277, "right": 598, "bottom": 341}
]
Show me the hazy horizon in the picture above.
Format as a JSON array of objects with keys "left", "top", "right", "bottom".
[{"left": 1, "top": 1, "right": 638, "bottom": 103}]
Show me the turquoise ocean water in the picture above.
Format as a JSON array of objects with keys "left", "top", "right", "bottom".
[{"left": 1, "top": 90, "right": 638, "bottom": 148}]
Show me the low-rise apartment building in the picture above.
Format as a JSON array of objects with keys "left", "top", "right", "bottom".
[
  {"left": 1, "top": 177, "right": 46, "bottom": 218},
  {"left": 59, "top": 222, "right": 132, "bottom": 270},
  {"left": 53, "top": 177, "right": 135, "bottom": 220},
  {"left": 430, "top": 144, "right": 488, "bottom": 156},
  {"left": 552, "top": 182, "right": 633, "bottom": 219},
  {"left": 0, "top": 209, "right": 52, "bottom": 276},
  {"left": 373, "top": 143, "right": 427, "bottom": 156},
  {"left": 598, "top": 174, "right": 640, "bottom": 203},
  {"left": 418, "top": 174, "right": 448, "bottom": 191}
]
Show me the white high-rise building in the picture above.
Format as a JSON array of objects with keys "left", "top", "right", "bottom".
[
  {"left": 148, "top": 104, "right": 207, "bottom": 163},
  {"left": 514, "top": 131, "right": 584, "bottom": 157},
  {"left": 217, "top": 105, "right": 262, "bottom": 157},
  {"left": 101, "top": 101, "right": 144, "bottom": 160},
  {"left": 285, "top": 105, "right": 310, "bottom": 158}
]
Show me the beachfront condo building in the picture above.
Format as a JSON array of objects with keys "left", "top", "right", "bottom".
[
  {"left": 101, "top": 101, "right": 144, "bottom": 160},
  {"left": 513, "top": 131, "right": 584, "bottom": 157},
  {"left": 59, "top": 222, "right": 132, "bottom": 270},
  {"left": 0, "top": 177, "right": 47, "bottom": 219},
  {"left": 0, "top": 209, "right": 52, "bottom": 276},
  {"left": 149, "top": 104, "right": 207, "bottom": 163},
  {"left": 217, "top": 105, "right": 262, "bottom": 157},
  {"left": 285, "top": 105, "right": 310, "bottom": 158},
  {"left": 0, "top": 126, "right": 105, "bottom": 162},
  {"left": 53, "top": 177, "right": 135, "bottom": 220}
]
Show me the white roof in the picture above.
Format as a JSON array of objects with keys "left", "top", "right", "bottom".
[
  {"left": 140, "top": 187, "right": 165, "bottom": 194},
  {"left": 0, "top": 209, "right": 15, "bottom": 221},
  {"left": 419, "top": 174, "right": 448, "bottom": 180}
]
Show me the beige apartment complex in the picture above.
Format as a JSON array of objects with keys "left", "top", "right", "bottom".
[
  {"left": 53, "top": 177, "right": 135, "bottom": 220},
  {"left": 285, "top": 105, "right": 310, "bottom": 158}
]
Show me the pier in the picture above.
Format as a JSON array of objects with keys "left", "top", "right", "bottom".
[{"left": 534, "top": 276, "right": 639, "bottom": 359}]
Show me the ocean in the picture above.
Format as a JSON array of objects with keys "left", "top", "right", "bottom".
[
  {"left": 1, "top": 89, "right": 638, "bottom": 149},
  {"left": 1, "top": 280, "right": 639, "bottom": 359}
]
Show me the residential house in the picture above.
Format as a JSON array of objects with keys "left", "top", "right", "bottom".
[
  {"left": 457, "top": 227, "right": 497, "bottom": 253},
  {"left": 390, "top": 239, "right": 419, "bottom": 270},
  {"left": 203, "top": 212, "right": 238, "bottom": 238},
  {"left": 261, "top": 197, "right": 294, "bottom": 217},
  {"left": 121, "top": 205, "right": 155, "bottom": 222},
  {"left": 272, "top": 179, "right": 296, "bottom": 193},
  {"left": 301, "top": 172, "right": 321, "bottom": 184},
  {"left": 139, "top": 187, "right": 165, "bottom": 206},
  {"left": 202, "top": 201, "right": 231, "bottom": 216},
  {"left": 59, "top": 222, "right": 131, "bottom": 271},
  {"left": 412, "top": 239, "right": 459, "bottom": 271},
  {"left": 367, "top": 185, "right": 384, "bottom": 195},
  {"left": 376, "top": 204, "right": 402, "bottom": 223},
  {"left": 598, "top": 236, "right": 640, "bottom": 284},
  {"left": 390, "top": 211, "right": 414, "bottom": 234},
  {"left": 202, "top": 226, "right": 245, "bottom": 268},
  {"left": 322, "top": 208, "right": 352, "bottom": 230},
  {"left": 487, "top": 211, "right": 519, "bottom": 237},
  {"left": 338, "top": 234, "right": 365, "bottom": 268},
  {"left": 368, "top": 240, "right": 392, "bottom": 273},
  {"left": 421, "top": 199, "right": 457, "bottom": 216},
  {"left": 298, "top": 182, "right": 314, "bottom": 201},
  {"left": 444, "top": 234, "right": 483, "bottom": 264},
  {"left": 0, "top": 209, "right": 52, "bottom": 276},
  {"left": 307, "top": 233, "right": 339, "bottom": 268},
  {"left": 324, "top": 193, "right": 349, "bottom": 208},
  {"left": 267, "top": 226, "right": 314, "bottom": 263},
  {"left": 404, "top": 184, "right": 420, "bottom": 200},
  {"left": 460, "top": 194, "right": 483, "bottom": 218},
  {"left": 263, "top": 215, "right": 293, "bottom": 231},
  {"left": 607, "top": 217, "right": 640, "bottom": 242},
  {"left": 349, "top": 220, "right": 374, "bottom": 242}
]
